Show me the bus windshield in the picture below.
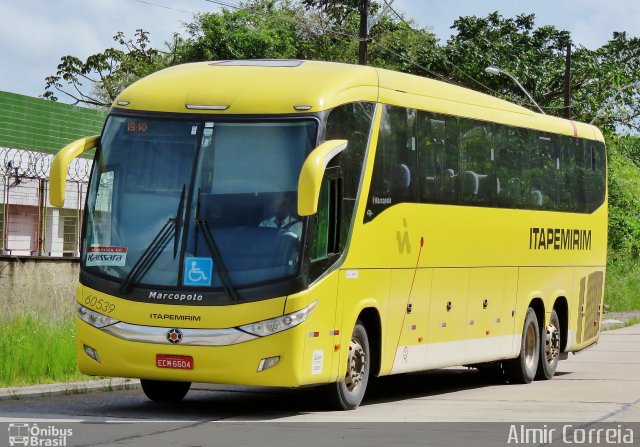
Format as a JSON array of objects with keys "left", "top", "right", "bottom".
[{"left": 83, "top": 115, "right": 317, "bottom": 294}]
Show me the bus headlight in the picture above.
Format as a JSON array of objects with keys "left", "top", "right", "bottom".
[
  {"left": 77, "top": 305, "right": 119, "bottom": 328},
  {"left": 240, "top": 301, "right": 317, "bottom": 337}
]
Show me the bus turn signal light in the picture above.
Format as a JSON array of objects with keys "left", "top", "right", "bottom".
[{"left": 257, "top": 356, "right": 280, "bottom": 372}]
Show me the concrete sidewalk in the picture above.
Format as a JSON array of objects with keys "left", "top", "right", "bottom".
[
  {"left": 601, "top": 310, "right": 640, "bottom": 330},
  {"left": 0, "top": 378, "right": 139, "bottom": 401}
]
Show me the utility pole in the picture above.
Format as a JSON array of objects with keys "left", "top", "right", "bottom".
[
  {"left": 358, "top": 0, "right": 369, "bottom": 65},
  {"left": 563, "top": 40, "right": 572, "bottom": 119}
]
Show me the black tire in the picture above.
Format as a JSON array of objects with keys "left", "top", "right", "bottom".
[
  {"left": 536, "top": 309, "right": 561, "bottom": 380},
  {"left": 328, "top": 321, "right": 370, "bottom": 410},
  {"left": 140, "top": 379, "right": 191, "bottom": 403},
  {"left": 504, "top": 308, "right": 540, "bottom": 384}
]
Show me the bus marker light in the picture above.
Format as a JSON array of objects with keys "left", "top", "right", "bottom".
[
  {"left": 329, "top": 330, "right": 340, "bottom": 336},
  {"left": 185, "top": 104, "right": 230, "bottom": 110},
  {"left": 83, "top": 344, "right": 100, "bottom": 363},
  {"left": 257, "top": 356, "right": 280, "bottom": 372},
  {"left": 116, "top": 101, "right": 130, "bottom": 106},
  {"left": 334, "top": 344, "right": 340, "bottom": 351},
  {"left": 77, "top": 305, "right": 119, "bottom": 329},
  {"left": 309, "top": 331, "right": 319, "bottom": 338},
  {"left": 156, "top": 354, "right": 194, "bottom": 370},
  {"left": 294, "top": 105, "right": 312, "bottom": 111},
  {"left": 440, "top": 322, "right": 447, "bottom": 328},
  {"left": 418, "top": 337, "right": 424, "bottom": 343}
]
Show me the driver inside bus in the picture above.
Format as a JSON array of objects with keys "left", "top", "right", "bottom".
[{"left": 259, "top": 192, "right": 302, "bottom": 238}]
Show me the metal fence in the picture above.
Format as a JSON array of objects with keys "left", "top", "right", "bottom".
[{"left": 0, "top": 147, "right": 91, "bottom": 257}]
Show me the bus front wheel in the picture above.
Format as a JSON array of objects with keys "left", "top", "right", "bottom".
[
  {"left": 140, "top": 379, "right": 191, "bottom": 403},
  {"left": 504, "top": 308, "right": 540, "bottom": 384},
  {"left": 536, "top": 309, "right": 561, "bottom": 380},
  {"left": 329, "top": 320, "right": 370, "bottom": 410}
]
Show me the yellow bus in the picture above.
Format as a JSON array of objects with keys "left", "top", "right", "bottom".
[{"left": 50, "top": 60, "right": 607, "bottom": 410}]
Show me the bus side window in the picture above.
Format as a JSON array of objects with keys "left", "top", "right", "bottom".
[
  {"left": 309, "top": 174, "right": 342, "bottom": 281},
  {"left": 417, "top": 112, "right": 459, "bottom": 205},
  {"left": 529, "top": 133, "right": 555, "bottom": 209},
  {"left": 584, "top": 140, "right": 606, "bottom": 212},
  {"left": 366, "top": 105, "right": 417, "bottom": 220},
  {"left": 460, "top": 119, "right": 494, "bottom": 206},
  {"left": 494, "top": 126, "right": 529, "bottom": 209}
]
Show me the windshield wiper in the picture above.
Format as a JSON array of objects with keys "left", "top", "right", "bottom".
[
  {"left": 118, "top": 185, "right": 186, "bottom": 294},
  {"left": 194, "top": 191, "right": 239, "bottom": 301},
  {"left": 196, "top": 218, "right": 240, "bottom": 301}
]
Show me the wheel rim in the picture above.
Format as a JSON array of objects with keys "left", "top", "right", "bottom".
[
  {"left": 345, "top": 337, "right": 366, "bottom": 392},
  {"left": 545, "top": 322, "right": 560, "bottom": 364},
  {"left": 524, "top": 322, "right": 537, "bottom": 369}
]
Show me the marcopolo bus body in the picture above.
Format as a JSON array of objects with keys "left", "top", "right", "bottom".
[{"left": 50, "top": 60, "right": 607, "bottom": 409}]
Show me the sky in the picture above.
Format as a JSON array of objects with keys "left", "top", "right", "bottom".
[{"left": 1, "top": 0, "right": 639, "bottom": 102}]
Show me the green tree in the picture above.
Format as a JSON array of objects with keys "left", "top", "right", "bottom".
[
  {"left": 439, "top": 12, "right": 640, "bottom": 133},
  {"left": 176, "top": 1, "right": 305, "bottom": 62},
  {"left": 44, "top": 29, "right": 179, "bottom": 107},
  {"left": 607, "top": 135, "right": 640, "bottom": 257},
  {"left": 439, "top": 13, "right": 572, "bottom": 111},
  {"left": 579, "top": 32, "right": 640, "bottom": 133}
]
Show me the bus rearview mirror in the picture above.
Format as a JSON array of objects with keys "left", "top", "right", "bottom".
[
  {"left": 50, "top": 135, "right": 100, "bottom": 208},
  {"left": 297, "top": 139, "right": 348, "bottom": 216}
]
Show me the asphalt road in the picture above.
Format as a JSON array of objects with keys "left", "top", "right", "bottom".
[{"left": 1, "top": 324, "right": 639, "bottom": 446}]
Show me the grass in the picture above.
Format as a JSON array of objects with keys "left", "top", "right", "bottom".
[
  {"left": 0, "top": 315, "right": 87, "bottom": 387},
  {"left": 604, "top": 254, "right": 640, "bottom": 312}
]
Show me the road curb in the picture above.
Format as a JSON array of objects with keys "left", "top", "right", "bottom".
[
  {"left": 0, "top": 378, "right": 140, "bottom": 401},
  {"left": 601, "top": 319, "right": 625, "bottom": 331}
]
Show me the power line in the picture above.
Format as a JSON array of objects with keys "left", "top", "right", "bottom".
[
  {"left": 199, "top": 0, "right": 360, "bottom": 40},
  {"left": 381, "top": 1, "right": 568, "bottom": 112},
  {"left": 202, "top": 0, "right": 242, "bottom": 11},
  {"left": 130, "top": 0, "right": 194, "bottom": 14},
  {"left": 381, "top": 0, "right": 503, "bottom": 96},
  {"left": 195, "top": 0, "right": 458, "bottom": 85},
  {"left": 126, "top": 0, "right": 503, "bottom": 95}
]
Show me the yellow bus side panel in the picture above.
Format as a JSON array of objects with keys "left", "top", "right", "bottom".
[
  {"left": 570, "top": 266, "right": 606, "bottom": 351},
  {"left": 385, "top": 269, "right": 432, "bottom": 374},
  {"left": 286, "top": 270, "right": 340, "bottom": 385},
  {"left": 335, "top": 269, "right": 389, "bottom": 379}
]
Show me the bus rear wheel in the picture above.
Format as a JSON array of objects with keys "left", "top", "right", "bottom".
[
  {"left": 504, "top": 308, "right": 540, "bottom": 384},
  {"left": 328, "top": 321, "right": 370, "bottom": 410},
  {"left": 140, "top": 379, "right": 191, "bottom": 403},
  {"left": 536, "top": 309, "right": 561, "bottom": 380}
]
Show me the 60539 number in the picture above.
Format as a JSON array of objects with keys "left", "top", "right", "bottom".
[{"left": 84, "top": 295, "right": 116, "bottom": 313}]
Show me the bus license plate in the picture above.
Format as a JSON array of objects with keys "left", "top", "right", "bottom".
[{"left": 156, "top": 355, "right": 194, "bottom": 370}]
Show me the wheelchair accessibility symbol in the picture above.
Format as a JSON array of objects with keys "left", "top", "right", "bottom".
[{"left": 184, "top": 257, "right": 213, "bottom": 286}]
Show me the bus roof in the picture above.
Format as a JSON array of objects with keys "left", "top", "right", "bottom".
[{"left": 113, "top": 60, "right": 603, "bottom": 141}]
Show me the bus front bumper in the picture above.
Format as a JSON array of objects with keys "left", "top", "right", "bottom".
[{"left": 75, "top": 317, "right": 306, "bottom": 387}]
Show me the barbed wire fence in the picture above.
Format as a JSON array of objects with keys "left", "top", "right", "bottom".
[{"left": 0, "top": 147, "right": 91, "bottom": 257}]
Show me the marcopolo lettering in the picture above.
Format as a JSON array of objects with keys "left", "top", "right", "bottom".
[
  {"left": 149, "top": 291, "right": 204, "bottom": 302},
  {"left": 371, "top": 196, "right": 392, "bottom": 205},
  {"left": 529, "top": 228, "right": 592, "bottom": 250}
]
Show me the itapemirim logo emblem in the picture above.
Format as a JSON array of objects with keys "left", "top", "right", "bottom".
[{"left": 7, "top": 423, "right": 73, "bottom": 446}]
